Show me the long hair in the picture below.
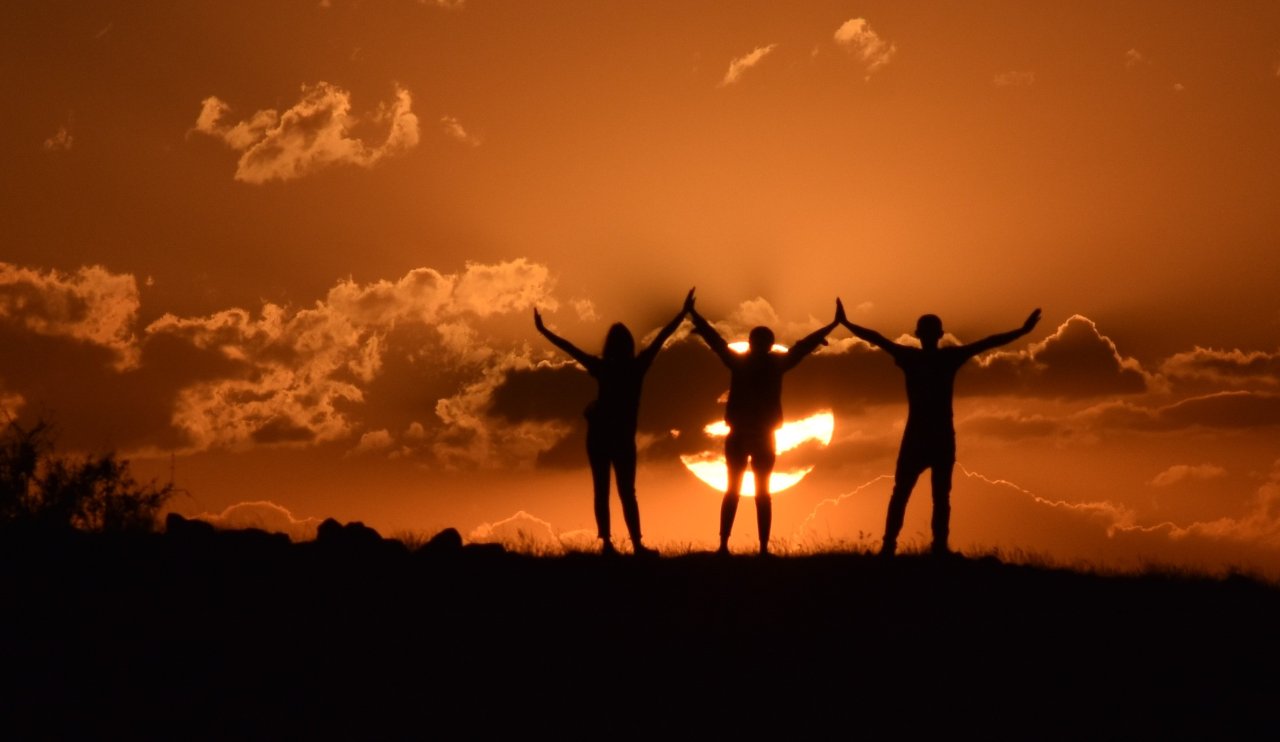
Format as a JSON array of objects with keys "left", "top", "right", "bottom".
[{"left": 602, "top": 323, "right": 635, "bottom": 361}]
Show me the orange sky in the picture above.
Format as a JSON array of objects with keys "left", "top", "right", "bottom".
[{"left": 3, "top": 1, "right": 1279, "bottom": 576}]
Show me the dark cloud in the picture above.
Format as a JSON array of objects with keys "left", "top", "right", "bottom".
[
  {"left": 1079, "top": 392, "right": 1280, "bottom": 432},
  {"left": 1161, "top": 392, "right": 1280, "bottom": 429},
  {"left": 1160, "top": 347, "right": 1280, "bottom": 394},
  {"left": 960, "top": 411, "right": 1062, "bottom": 439},
  {"left": 973, "top": 315, "right": 1150, "bottom": 399}
]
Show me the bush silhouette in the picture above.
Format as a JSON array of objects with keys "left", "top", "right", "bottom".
[{"left": 0, "top": 419, "right": 175, "bottom": 533}]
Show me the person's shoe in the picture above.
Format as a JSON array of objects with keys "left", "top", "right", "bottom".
[
  {"left": 715, "top": 544, "right": 731, "bottom": 556},
  {"left": 878, "top": 541, "right": 897, "bottom": 558},
  {"left": 633, "top": 544, "right": 659, "bottom": 558},
  {"left": 601, "top": 541, "right": 619, "bottom": 557}
]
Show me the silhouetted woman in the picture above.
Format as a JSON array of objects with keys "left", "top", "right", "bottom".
[{"left": 534, "top": 289, "right": 693, "bottom": 556}]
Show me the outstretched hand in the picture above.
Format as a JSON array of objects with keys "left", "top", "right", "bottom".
[
  {"left": 683, "top": 287, "right": 696, "bottom": 315},
  {"left": 533, "top": 307, "right": 545, "bottom": 332},
  {"left": 1022, "top": 308, "right": 1042, "bottom": 334},
  {"left": 834, "top": 298, "right": 847, "bottom": 327}
]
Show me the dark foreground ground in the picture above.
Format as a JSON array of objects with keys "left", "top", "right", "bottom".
[{"left": 3, "top": 517, "right": 1280, "bottom": 740}]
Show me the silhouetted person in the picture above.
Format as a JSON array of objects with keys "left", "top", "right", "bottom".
[
  {"left": 843, "top": 308, "right": 1042, "bottom": 557},
  {"left": 534, "top": 289, "right": 694, "bottom": 556},
  {"left": 689, "top": 297, "right": 842, "bottom": 555}
]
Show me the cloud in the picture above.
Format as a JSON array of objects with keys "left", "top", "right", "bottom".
[
  {"left": 421, "top": 0, "right": 465, "bottom": 8},
  {"left": 571, "top": 299, "right": 598, "bottom": 322},
  {"left": 43, "top": 125, "right": 73, "bottom": 152},
  {"left": 973, "top": 315, "right": 1151, "bottom": 398},
  {"left": 466, "top": 510, "right": 595, "bottom": 552},
  {"left": 1149, "top": 464, "right": 1227, "bottom": 488},
  {"left": 440, "top": 115, "right": 481, "bottom": 146},
  {"left": 1124, "top": 48, "right": 1149, "bottom": 68},
  {"left": 1078, "top": 392, "right": 1280, "bottom": 432},
  {"left": 0, "top": 389, "right": 23, "bottom": 420},
  {"left": 720, "top": 44, "right": 778, "bottom": 87},
  {"left": 1121, "top": 461, "right": 1280, "bottom": 559},
  {"left": 351, "top": 428, "right": 394, "bottom": 454},
  {"left": 1159, "top": 347, "right": 1280, "bottom": 393},
  {"left": 993, "top": 70, "right": 1036, "bottom": 87},
  {"left": 190, "top": 500, "right": 322, "bottom": 541},
  {"left": 146, "top": 259, "right": 557, "bottom": 454},
  {"left": 192, "top": 82, "right": 420, "bottom": 183},
  {"left": 833, "top": 18, "right": 896, "bottom": 79},
  {"left": 0, "top": 262, "right": 140, "bottom": 369},
  {"left": 1172, "top": 82, "right": 1186, "bottom": 93}
]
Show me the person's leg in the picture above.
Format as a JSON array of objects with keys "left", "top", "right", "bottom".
[
  {"left": 929, "top": 447, "right": 956, "bottom": 555},
  {"left": 882, "top": 448, "right": 926, "bottom": 556},
  {"left": 587, "top": 433, "right": 615, "bottom": 554},
  {"left": 720, "top": 432, "right": 748, "bottom": 553},
  {"left": 613, "top": 440, "right": 653, "bottom": 555},
  {"left": 751, "top": 438, "right": 777, "bottom": 555}
]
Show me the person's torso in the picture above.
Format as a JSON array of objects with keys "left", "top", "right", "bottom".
[
  {"left": 897, "top": 347, "right": 967, "bottom": 434},
  {"left": 588, "top": 360, "right": 646, "bottom": 431},
  {"left": 725, "top": 353, "right": 786, "bottom": 432}
]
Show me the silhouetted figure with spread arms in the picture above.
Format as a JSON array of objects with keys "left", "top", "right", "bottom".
[
  {"left": 689, "top": 297, "right": 842, "bottom": 555},
  {"left": 534, "top": 289, "right": 694, "bottom": 556},
  {"left": 843, "top": 308, "right": 1042, "bottom": 557}
]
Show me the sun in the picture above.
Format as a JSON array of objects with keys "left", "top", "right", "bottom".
[{"left": 679, "top": 341, "right": 835, "bottom": 496}]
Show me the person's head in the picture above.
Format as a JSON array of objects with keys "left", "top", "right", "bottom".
[
  {"left": 603, "top": 323, "right": 635, "bottom": 360},
  {"left": 748, "top": 326, "right": 775, "bottom": 354},
  {"left": 915, "top": 314, "right": 943, "bottom": 346}
]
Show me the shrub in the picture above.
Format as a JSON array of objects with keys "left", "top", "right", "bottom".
[{"left": 0, "top": 419, "right": 175, "bottom": 533}]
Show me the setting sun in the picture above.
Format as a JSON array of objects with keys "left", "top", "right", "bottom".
[{"left": 679, "top": 336, "right": 836, "bottom": 495}]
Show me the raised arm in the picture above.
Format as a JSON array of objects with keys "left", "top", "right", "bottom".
[
  {"left": 636, "top": 288, "right": 694, "bottom": 370},
  {"left": 782, "top": 299, "right": 842, "bottom": 370},
  {"left": 534, "top": 308, "right": 599, "bottom": 372},
  {"left": 842, "top": 316, "right": 908, "bottom": 356},
  {"left": 688, "top": 303, "right": 736, "bottom": 368},
  {"left": 959, "top": 308, "right": 1042, "bottom": 359}
]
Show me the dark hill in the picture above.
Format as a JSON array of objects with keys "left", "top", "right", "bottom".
[{"left": 2, "top": 519, "right": 1278, "bottom": 740}]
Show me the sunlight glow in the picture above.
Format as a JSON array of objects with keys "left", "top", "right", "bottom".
[
  {"left": 682, "top": 411, "right": 835, "bottom": 496},
  {"left": 680, "top": 339, "right": 835, "bottom": 496}
]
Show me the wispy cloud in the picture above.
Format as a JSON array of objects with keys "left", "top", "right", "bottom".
[
  {"left": 192, "top": 82, "right": 420, "bottom": 183},
  {"left": 720, "top": 43, "right": 778, "bottom": 87},
  {"left": 43, "top": 125, "right": 73, "bottom": 152},
  {"left": 833, "top": 18, "right": 896, "bottom": 79},
  {"left": 993, "top": 70, "right": 1036, "bottom": 87},
  {"left": 440, "top": 115, "right": 481, "bottom": 146},
  {"left": 191, "top": 500, "right": 322, "bottom": 541},
  {"left": 1124, "top": 48, "right": 1149, "bottom": 68},
  {"left": 1149, "top": 464, "right": 1227, "bottom": 488},
  {"left": 467, "top": 510, "right": 596, "bottom": 552}
]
